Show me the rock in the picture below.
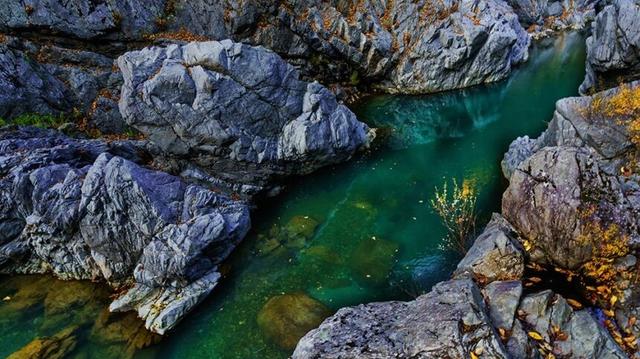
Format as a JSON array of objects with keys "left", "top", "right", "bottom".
[
  {"left": 501, "top": 135, "right": 540, "bottom": 180},
  {"left": 118, "top": 39, "right": 372, "bottom": 187},
  {"left": 293, "top": 279, "right": 509, "bottom": 358},
  {"left": 349, "top": 236, "right": 399, "bottom": 287},
  {"left": 0, "top": 1, "right": 531, "bottom": 95},
  {"left": 580, "top": 0, "right": 640, "bottom": 94},
  {"left": 285, "top": 216, "right": 320, "bottom": 240},
  {"left": 0, "top": 40, "right": 69, "bottom": 119},
  {"left": 7, "top": 325, "right": 79, "bottom": 359},
  {"left": 482, "top": 280, "right": 523, "bottom": 330},
  {"left": 506, "top": 0, "right": 596, "bottom": 32},
  {"left": 0, "top": 36, "right": 125, "bottom": 134},
  {"left": 0, "top": 0, "right": 164, "bottom": 40},
  {"left": 516, "top": 290, "right": 626, "bottom": 358},
  {"left": 502, "top": 85, "right": 640, "bottom": 270},
  {"left": 257, "top": 292, "right": 332, "bottom": 350},
  {"left": 0, "top": 127, "right": 251, "bottom": 334},
  {"left": 454, "top": 213, "right": 525, "bottom": 283},
  {"left": 90, "top": 308, "right": 162, "bottom": 357}
]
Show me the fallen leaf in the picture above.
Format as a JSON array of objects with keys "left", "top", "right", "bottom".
[
  {"left": 528, "top": 331, "right": 544, "bottom": 341},
  {"left": 566, "top": 299, "right": 583, "bottom": 309}
]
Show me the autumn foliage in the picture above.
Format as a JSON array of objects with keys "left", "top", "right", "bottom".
[
  {"left": 583, "top": 83, "right": 640, "bottom": 148},
  {"left": 431, "top": 178, "right": 478, "bottom": 254}
]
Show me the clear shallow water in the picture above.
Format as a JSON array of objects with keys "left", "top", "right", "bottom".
[{"left": 0, "top": 33, "right": 586, "bottom": 359}]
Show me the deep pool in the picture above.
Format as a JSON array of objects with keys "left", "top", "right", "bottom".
[{"left": 0, "top": 32, "right": 586, "bottom": 359}]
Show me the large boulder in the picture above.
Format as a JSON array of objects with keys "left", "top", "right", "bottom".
[
  {"left": 0, "top": 127, "right": 251, "bottom": 334},
  {"left": 257, "top": 292, "right": 332, "bottom": 350},
  {"left": 502, "top": 86, "right": 640, "bottom": 270},
  {"left": 580, "top": 0, "right": 640, "bottom": 94},
  {"left": 293, "top": 279, "right": 509, "bottom": 358},
  {"left": 118, "top": 40, "right": 373, "bottom": 184}
]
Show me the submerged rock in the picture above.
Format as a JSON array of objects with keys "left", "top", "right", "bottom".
[
  {"left": 257, "top": 292, "right": 332, "bottom": 350},
  {"left": 349, "top": 237, "right": 399, "bottom": 287},
  {"left": 293, "top": 279, "right": 509, "bottom": 358},
  {"left": 0, "top": 127, "right": 251, "bottom": 334},
  {"left": 7, "top": 325, "right": 79, "bottom": 359}
]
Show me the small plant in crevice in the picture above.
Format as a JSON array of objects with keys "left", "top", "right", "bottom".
[
  {"left": 9, "top": 113, "right": 66, "bottom": 128},
  {"left": 430, "top": 178, "right": 478, "bottom": 255}
]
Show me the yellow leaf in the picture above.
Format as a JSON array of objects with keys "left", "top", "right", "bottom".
[
  {"left": 566, "top": 299, "right": 583, "bottom": 309},
  {"left": 470, "top": 352, "right": 479, "bottom": 359},
  {"left": 528, "top": 331, "right": 543, "bottom": 341},
  {"left": 611, "top": 295, "right": 618, "bottom": 306},
  {"left": 604, "top": 309, "right": 615, "bottom": 317}
]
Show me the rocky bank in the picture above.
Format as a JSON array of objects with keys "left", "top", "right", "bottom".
[
  {"left": 0, "top": 0, "right": 636, "bottom": 353},
  {"left": 294, "top": 81, "right": 640, "bottom": 357},
  {"left": 0, "top": 0, "right": 546, "bottom": 337}
]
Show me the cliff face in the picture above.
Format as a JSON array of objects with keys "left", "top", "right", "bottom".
[
  {"left": 0, "top": 0, "right": 530, "bottom": 97},
  {"left": 581, "top": 0, "right": 640, "bottom": 93},
  {"left": 294, "top": 83, "right": 640, "bottom": 357}
]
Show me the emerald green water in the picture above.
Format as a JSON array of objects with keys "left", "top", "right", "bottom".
[{"left": 0, "top": 33, "right": 586, "bottom": 359}]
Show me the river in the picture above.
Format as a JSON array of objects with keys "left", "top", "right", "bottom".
[{"left": 0, "top": 32, "right": 586, "bottom": 359}]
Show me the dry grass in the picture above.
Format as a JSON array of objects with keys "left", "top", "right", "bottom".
[{"left": 146, "top": 27, "right": 209, "bottom": 42}]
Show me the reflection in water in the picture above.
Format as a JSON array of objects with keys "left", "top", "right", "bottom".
[{"left": 0, "top": 32, "right": 587, "bottom": 359}]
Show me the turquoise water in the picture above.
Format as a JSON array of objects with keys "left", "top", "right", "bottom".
[{"left": 0, "top": 33, "right": 586, "bottom": 358}]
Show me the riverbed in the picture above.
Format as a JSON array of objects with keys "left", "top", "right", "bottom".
[{"left": 0, "top": 32, "right": 586, "bottom": 359}]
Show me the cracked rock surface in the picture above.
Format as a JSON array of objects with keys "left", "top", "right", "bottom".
[
  {"left": 118, "top": 39, "right": 373, "bottom": 188},
  {"left": 0, "top": 127, "right": 250, "bottom": 334},
  {"left": 580, "top": 0, "right": 640, "bottom": 93}
]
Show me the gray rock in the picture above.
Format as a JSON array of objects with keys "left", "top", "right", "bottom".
[
  {"left": 580, "top": 0, "right": 640, "bottom": 94},
  {"left": 0, "top": 127, "right": 250, "bottom": 334},
  {"left": 454, "top": 213, "right": 525, "bottom": 283},
  {"left": 0, "top": 36, "right": 126, "bottom": 134},
  {"left": 0, "top": 0, "right": 531, "bottom": 95},
  {"left": 501, "top": 135, "right": 540, "bottom": 180},
  {"left": 118, "top": 40, "right": 373, "bottom": 182},
  {"left": 517, "top": 290, "right": 627, "bottom": 358},
  {"left": 503, "top": 85, "right": 640, "bottom": 270},
  {"left": 293, "top": 279, "right": 509, "bottom": 358},
  {"left": 0, "top": 0, "right": 164, "bottom": 40},
  {"left": 482, "top": 280, "right": 523, "bottom": 330}
]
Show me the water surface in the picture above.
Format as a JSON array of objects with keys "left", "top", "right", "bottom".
[{"left": 0, "top": 33, "right": 587, "bottom": 359}]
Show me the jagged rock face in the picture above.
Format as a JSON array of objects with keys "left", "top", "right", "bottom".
[
  {"left": 0, "top": 127, "right": 251, "bottom": 334},
  {"left": 0, "top": 0, "right": 530, "bottom": 94},
  {"left": 277, "top": 0, "right": 530, "bottom": 93},
  {"left": 506, "top": 0, "right": 597, "bottom": 31},
  {"left": 581, "top": 0, "right": 640, "bottom": 94},
  {"left": 118, "top": 40, "right": 372, "bottom": 181},
  {"left": 502, "top": 87, "right": 640, "bottom": 270},
  {"left": 512, "top": 290, "right": 626, "bottom": 358},
  {"left": 293, "top": 279, "right": 510, "bottom": 358},
  {"left": 0, "top": 39, "right": 69, "bottom": 119},
  {"left": 454, "top": 213, "right": 525, "bottom": 283},
  {"left": 0, "top": 0, "right": 165, "bottom": 40},
  {"left": 0, "top": 36, "right": 125, "bottom": 134}
]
